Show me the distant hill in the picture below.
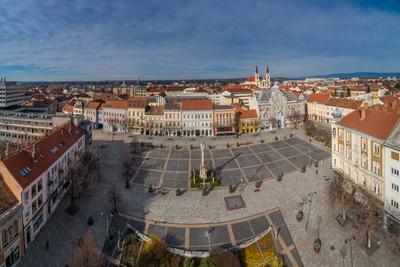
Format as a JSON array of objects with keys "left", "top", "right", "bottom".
[{"left": 304, "top": 72, "right": 400, "bottom": 79}]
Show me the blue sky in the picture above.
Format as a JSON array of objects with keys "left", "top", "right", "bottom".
[{"left": 1, "top": 0, "right": 400, "bottom": 81}]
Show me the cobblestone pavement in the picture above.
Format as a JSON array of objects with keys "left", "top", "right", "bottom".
[{"left": 18, "top": 129, "right": 399, "bottom": 267}]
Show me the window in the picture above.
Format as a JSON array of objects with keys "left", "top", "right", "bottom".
[
  {"left": 332, "top": 128, "right": 336, "bottom": 137},
  {"left": 391, "top": 199, "right": 399, "bottom": 209},
  {"left": 31, "top": 184, "right": 37, "bottom": 198},
  {"left": 373, "top": 183, "right": 380, "bottom": 195},
  {"left": 392, "top": 183, "right": 400, "bottom": 192},
  {"left": 373, "top": 143, "right": 380, "bottom": 156},
  {"left": 361, "top": 138, "right": 367, "bottom": 152},
  {"left": 14, "top": 221, "right": 19, "bottom": 237},
  {"left": 38, "top": 179, "right": 43, "bottom": 191},
  {"left": 392, "top": 168, "right": 400, "bottom": 177},
  {"left": 372, "top": 161, "right": 381, "bottom": 175},
  {"left": 392, "top": 151, "right": 399, "bottom": 161}
]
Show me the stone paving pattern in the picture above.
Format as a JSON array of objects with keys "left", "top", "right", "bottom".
[
  {"left": 17, "top": 128, "right": 399, "bottom": 267},
  {"left": 130, "top": 136, "right": 330, "bottom": 190}
]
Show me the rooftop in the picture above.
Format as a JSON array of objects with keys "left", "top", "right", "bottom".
[
  {"left": 1, "top": 124, "right": 85, "bottom": 189},
  {"left": 325, "top": 98, "right": 363, "bottom": 109},
  {"left": 180, "top": 98, "right": 213, "bottom": 110},
  {"left": 339, "top": 108, "right": 400, "bottom": 139},
  {"left": 0, "top": 177, "right": 18, "bottom": 215},
  {"left": 306, "top": 93, "right": 331, "bottom": 104}
]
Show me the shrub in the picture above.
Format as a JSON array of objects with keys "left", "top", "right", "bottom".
[
  {"left": 199, "top": 257, "right": 214, "bottom": 267},
  {"left": 183, "top": 257, "right": 196, "bottom": 267},
  {"left": 274, "top": 136, "right": 278, "bottom": 141}
]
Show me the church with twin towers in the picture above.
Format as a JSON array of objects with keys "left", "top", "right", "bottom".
[{"left": 243, "top": 66, "right": 271, "bottom": 89}]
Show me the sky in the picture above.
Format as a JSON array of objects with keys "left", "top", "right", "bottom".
[{"left": 1, "top": 0, "right": 400, "bottom": 81}]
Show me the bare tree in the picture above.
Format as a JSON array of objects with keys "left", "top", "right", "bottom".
[
  {"left": 108, "top": 185, "right": 122, "bottom": 212},
  {"left": 268, "top": 117, "right": 278, "bottom": 130},
  {"left": 288, "top": 111, "right": 304, "bottom": 129},
  {"left": 358, "top": 199, "right": 383, "bottom": 249},
  {"left": 69, "top": 233, "right": 103, "bottom": 267},
  {"left": 328, "top": 173, "right": 348, "bottom": 221},
  {"left": 122, "top": 152, "right": 133, "bottom": 179},
  {"left": 209, "top": 248, "right": 240, "bottom": 267},
  {"left": 305, "top": 120, "right": 316, "bottom": 136}
]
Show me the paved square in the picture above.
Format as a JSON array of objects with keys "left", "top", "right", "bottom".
[
  {"left": 133, "top": 169, "right": 162, "bottom": 186},
  {"left": 166, "top": 159, "right": 189, "bottom": 172},
  {"left": 142, "top": 158, "right": 166, "bottom": 170},
  {"left": 266, "top": 160, "right": 296, "bottom": 176},
  {"left": 284, "top": 137, "right": 304, "bottom": 145},
  {"left": 269, "top": 140, "right": 290, "bottom": 149},
  {"left": 287, "top": 155, "right": 312, "bottom": 168},
  {"left": 170, "top": 150, "right": 190, "bottom": 159},
  {"left": 165, "top": 227, "right": 185, "bottom": 249},
  {"left": 147, "top": 224, "right": 166, "bottom": 239},
  {"left": 236, "top": 154, "right": 261, "bottom": 168},
  {"left": 214, "top": 158, "right": 239, "bottom": 170},
  {"left": 249, "top": 143, "right": 273, "bottom": 153},
  {"left": 242, "top": 165, "right": 273, "bottom": 182},
  {"left": 257, "top": 151, "right": 283, "bottom": 163},
  {"left": 231, "top": 221, "right": 254, "bottom": 244},
  {"left": 163, "top": 172, "right": 188, "bottom": 189},
  {"left": 231, "top": 146, "right": 253, "bottom": 156},
  {"left": 191, "top": 149, "right": 212, "bottom": 159},
  {"left": 249, "top": 216, "right": 270, "bottom": 235},
  {"left": 212, "top": 149, "right": 233, "bottom": 159},
  {"left": 218, "top": 169, "right": 245, "bottom": 186},
  {"left": 276, "top": 147, "right": 302, "bottom": 158}
]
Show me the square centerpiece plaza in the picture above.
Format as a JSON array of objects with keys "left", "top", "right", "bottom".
[{"left": 131, "top": 137, "right": 329, "bottom": 188}]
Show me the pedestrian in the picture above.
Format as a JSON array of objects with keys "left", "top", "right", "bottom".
[{"left": 46, "top": 240, "right": 49, "bottom": 251}]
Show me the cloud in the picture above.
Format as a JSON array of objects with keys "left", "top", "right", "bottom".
[{"left": 0, "top": 0, "right": 399, "bottom": 80}]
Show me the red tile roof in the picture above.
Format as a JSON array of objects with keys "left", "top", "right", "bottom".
[
  {"left": 103, "top": 100, "right": 128, "bottom": 109},
  {"left": 239, "top": 109, "right": 258, "bottom": 119},
  {"left": 326, "top": 98, "right": 363, "bottom": 109},
  {"left": 307, "top": 93, "right": 331, "bottom": 104},
  {"left": 339, "top": 108, "right": 400, "bottom": 139},
  {"left": 0, "top": 177, "right": 18, "bottom": 214},
  {"left": 62, "top": 102, "right": 75, "bottom": 113},
  {"left": 128, "top": 97, "right": 148, "bottom": 108},
  {"left": 1, "top": 124, "right": 85, "bottom": 189},
  {"left": 246, "top": 76, "right": 255, "bottom": 82},
  {"left": 87, "top": 101, "right": 103, "bottom": 110},
  {"left": 180, "top": 98, "right": 213, "bottom": 110}
]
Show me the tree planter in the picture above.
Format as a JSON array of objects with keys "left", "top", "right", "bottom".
[
  {"left": 315, "top": 161, "right": 319, "bottom": 168},
  {"left": 277, "top": 173, "right": 283, "bottom": 181},
  {"left": 229, "top": 185, "right": 235, "bottom": 193},
  {"left": 275, "top": 136, "right": 279, "bottom": 141},
  {"left": 176, "top": 188, "right": 181, "bottom": 196},
  {"left": 255, "top": 180, "right": 262, "bottom": 188},
  {"left": 148, "top": 184, "right": 154, "bottom": 193},
  {"left": 125, "top": 180, "right": 130, "bottom": 189},
  {"left": 260, "top": 139, "right": 265, "bottom": 143},
  {"left": 314, "top": 238, "right": 321, "bottom": 253},
  {"left": 296, "top": 211, "right": 304, "bottom": 222}
]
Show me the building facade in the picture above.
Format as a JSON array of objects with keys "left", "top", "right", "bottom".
[
  {"left": 102, "top": 100, "right": 128, "bottom": 133},
  {"left": 181, "top": 99, "right": 213, "bottom": 136},
  {"left": 164, "top": 103, "right": 182, "bottom": 136},
  {"left": 243, "top": 66, "right": 271, "bottom": 89},
  {"left": 213, "top": 105, "right": 235, "bottom": 135},
  {"left": 0, "top": 179, "right": 24, "bottom": 267},
  {"left": 0, "top": 112, "right": 70, "bottom": 145},
  {"left": 0, "top": 124, "right": 85, "bottom": 249},
  {"left": 126, "top": 98, "right": 147, "bottom": 135},
  {"left": 0, "top": 78, "right": 27, "bottom": 108},
  {"left": 331, "top": 108, "right": 400, "bottom": 202},
  {"left": 384, "top": 125, "right": 400, "bottom": 229}
]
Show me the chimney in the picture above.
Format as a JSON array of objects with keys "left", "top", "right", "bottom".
[
  {"left": 359, "top": 107, "right": 366, "bottom": 120},
  {"left": 32, "top": 143, "right": 36, "bottom": 159},
  {"left": 5, "top": 143, "right": 9, "bottom": 157}
]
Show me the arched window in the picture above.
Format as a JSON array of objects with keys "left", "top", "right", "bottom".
[{"left": 14, "top": 220, "right": 19, "bottom": 237}]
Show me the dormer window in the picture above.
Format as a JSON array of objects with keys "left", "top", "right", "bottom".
[{"left": 50, "top": 147, "right": 59, "bottom": 154}]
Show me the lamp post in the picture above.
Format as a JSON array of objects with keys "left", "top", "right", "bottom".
[
  {"left": 345, "top": 236, "right": 356, "bottom": 267},
  {"left": 101, "top": 212, "right": 114, "bottom": 240},
  {"left": 305, "top": 191, "right": 317, "bottom": 232}
]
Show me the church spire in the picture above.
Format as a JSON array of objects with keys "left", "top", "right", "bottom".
[{"left": 255, "top": 65, "right": 259, "bottom": 74}]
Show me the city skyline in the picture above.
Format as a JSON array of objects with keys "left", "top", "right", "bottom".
[{"left": 1, "top": 0, "right": 400, "bottom": 81}]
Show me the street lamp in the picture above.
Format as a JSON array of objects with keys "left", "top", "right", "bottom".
[
  {"left": 345, "top": 236, "right": 356, "bottom": 267},
  {"left": 101, "top": 212, "right": 114, "bottom": 240},
  {"left": 305, "top": 191, "right": 317, "bottom": 232}
]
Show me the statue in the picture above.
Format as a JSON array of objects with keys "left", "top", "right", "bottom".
[{"left": 200, "top": 143, "right": 207, "bottom": 185}]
